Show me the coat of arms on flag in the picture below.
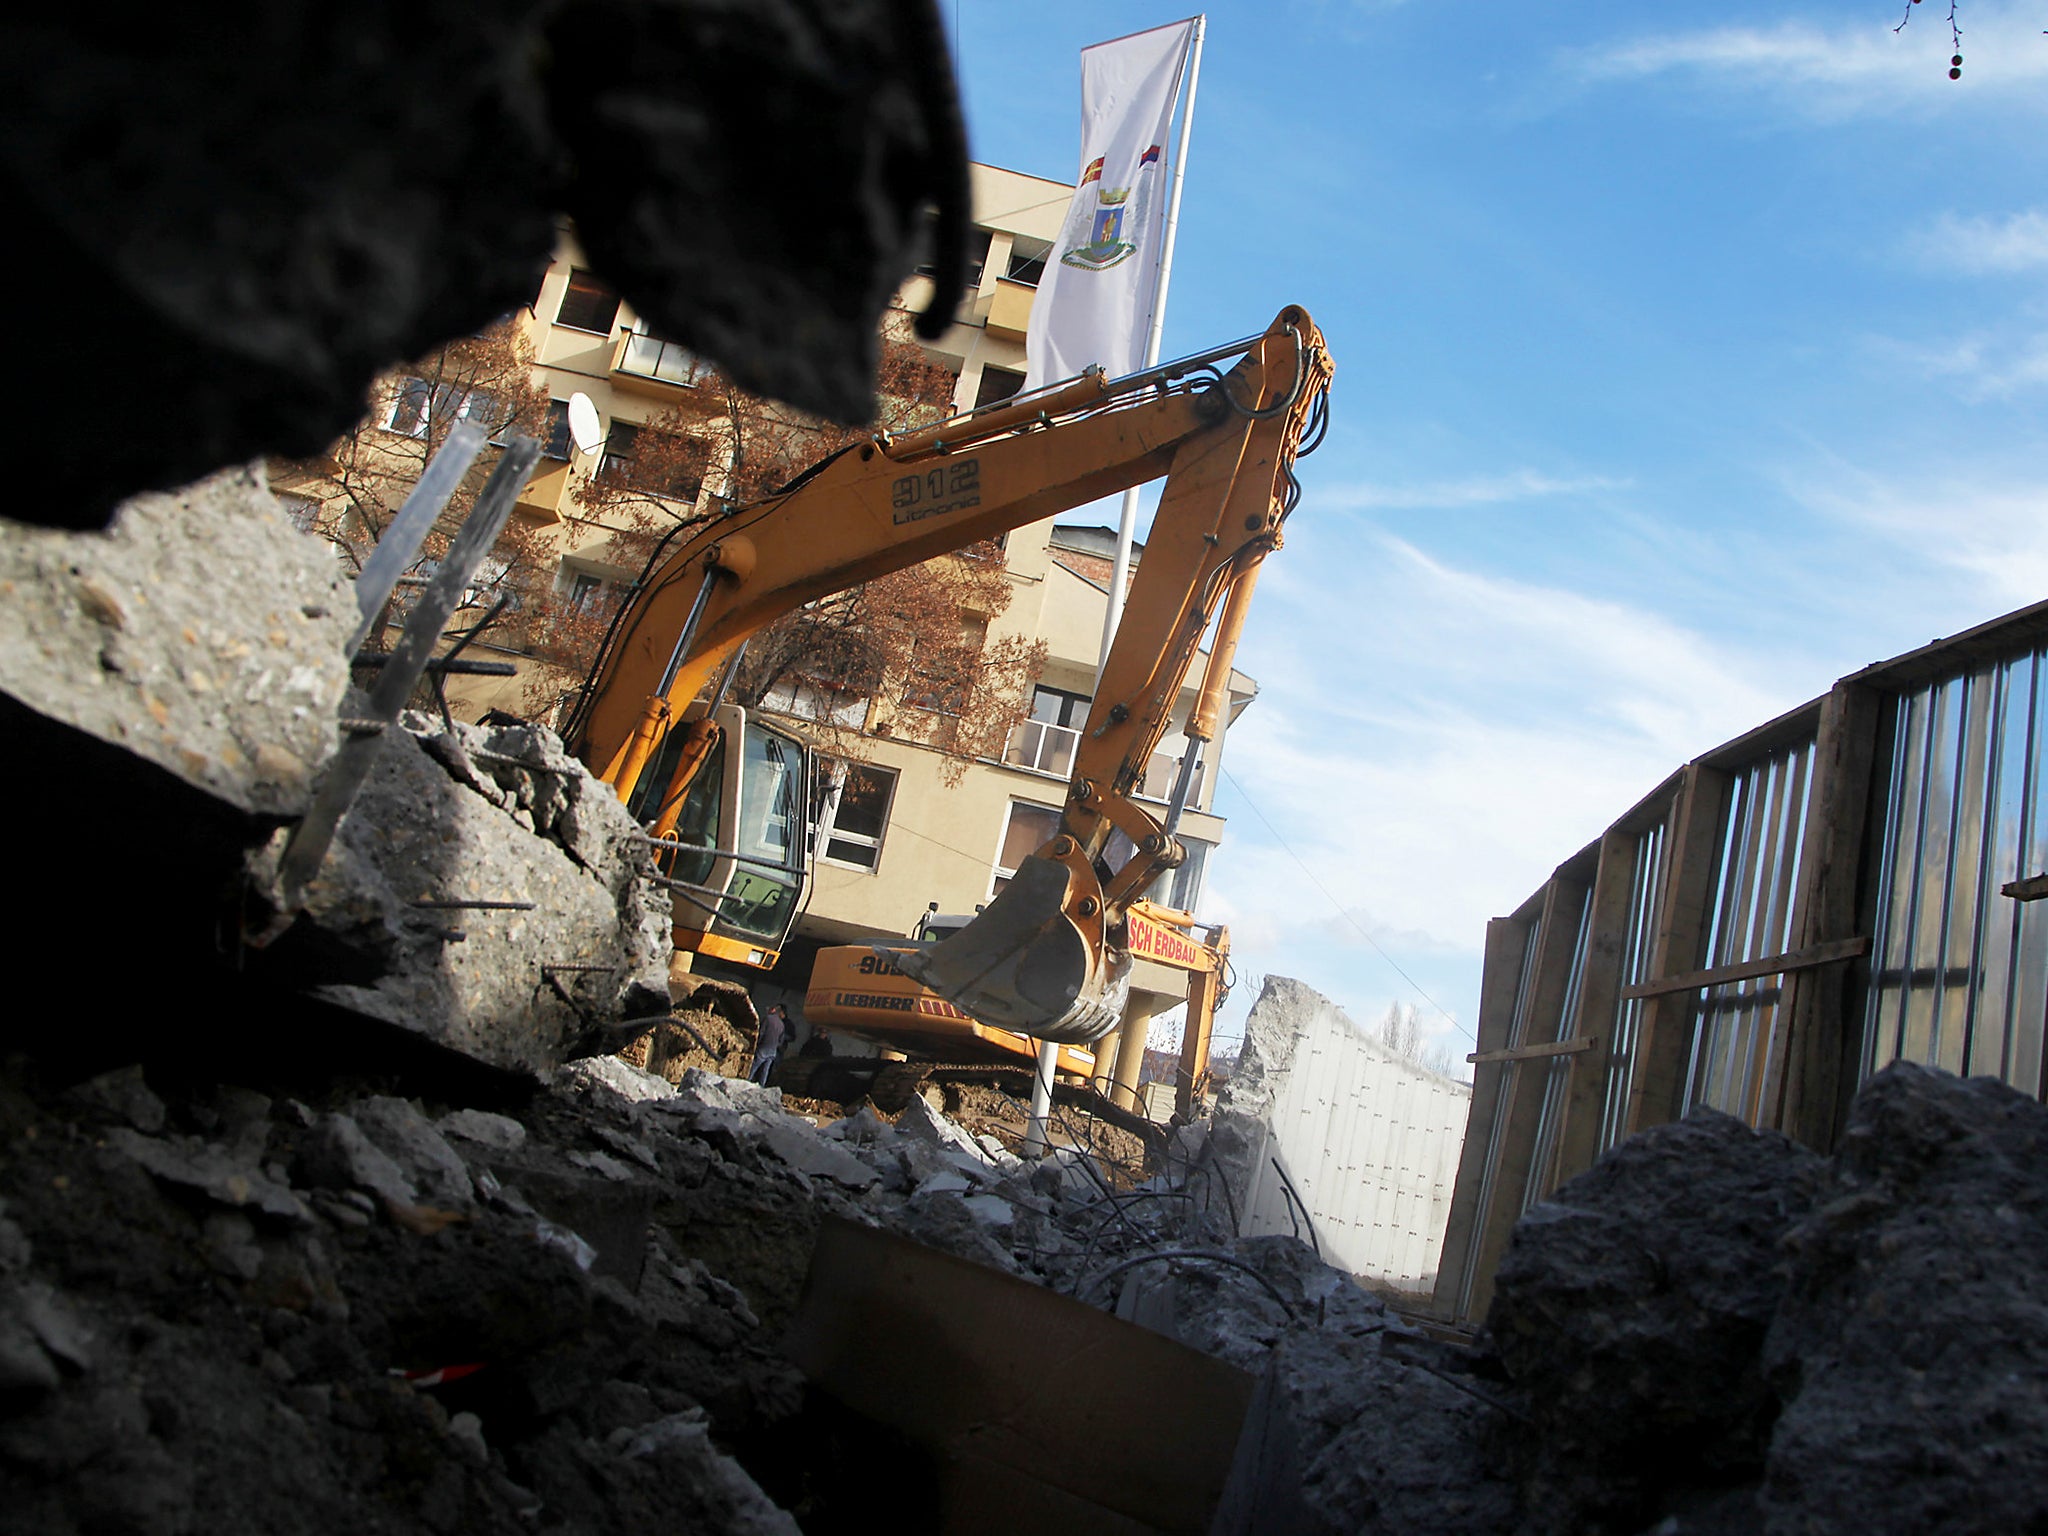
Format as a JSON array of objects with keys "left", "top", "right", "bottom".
[
  {"left": 1025, "top": 18, "right": 1199, "bottom": 392},
  {"left": 1058, "top": 144, "right": 1165, "bottom": 272}
]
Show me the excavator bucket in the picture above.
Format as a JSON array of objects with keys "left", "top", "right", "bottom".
[{"left": 889, "top": 855, "right": 1130, "bottom": 1045}]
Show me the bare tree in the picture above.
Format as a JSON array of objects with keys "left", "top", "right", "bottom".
[
  {"left": 271, "top": 318, "right": 566, "bottom": 659},
  {"left": 552, "top": 328, "right": 1046, "bottom": 781},
  {"left": 1379, "top": 1001, "right": 1458, "bottom": 1078}
]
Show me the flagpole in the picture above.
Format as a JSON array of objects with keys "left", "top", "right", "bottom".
[
  {"left": 1095, "top": 13, "right": 1205, "bottom": 674},
  {"left": 1035, "top": 15, "right": 1203, "bottom": 1160}
]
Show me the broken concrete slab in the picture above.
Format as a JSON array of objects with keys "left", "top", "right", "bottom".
[
  {"left": 0, "top": 470, "right": 357, "bottom": 1056},
  {"left": 562, "top": 1056, "right": 677, "bottom": 1105},
  {"left": 754, "top": 1120, "right": 879, "bottom": 1192},
  {"left": 0, "top": 467, "right": 353, "bottom": 820},
  {"left": 63, "top": 1067, "right": 166, "bottom": 1135},
  {"left": 285, "top": 714, "right": 672, "bottom": 1078},
  {"left": 1490, "top": 1109, "right": 1828, "bottom": 1530},
  {"left": 1196, "top": 977, "right": 1468, "bottom": 1295},
  {"left": 674, "top": 1070, "right": 786, "bottom": 1120},
  {"left": 350, "top": 1096, "right": 475, "bottom": 1210},
  {"left": 105, "top": 1128, "right": 311, "bottom": 1225},
  {"left": 893, "top": 1093, "right": 992, "bottom": 1163},
  {"left": 962, "top": 1194, "right": 1015, "bottom": 1229},
  {"left": 436, "top": 1108, "right": 527, "bottom": 1153},
  {"left": 291, "top": 1112, "right": 417, "bottom": 1209},
  {"left": 1760, "top": 1062, "right": 2048, "bottom": 1535},
  {"left": 606, "top": 1410, "right": 801, "bottom": 1536}
]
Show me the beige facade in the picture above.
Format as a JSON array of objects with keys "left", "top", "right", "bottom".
[{"left": 300, "top": 160, "right": 1256, "bottom": 986}]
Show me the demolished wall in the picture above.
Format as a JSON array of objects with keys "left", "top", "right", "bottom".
[
  {"left": 279, "top": 714, "right": 675, "bottom": 1076},
  {"left": 1199, "top": 977, "right": 1469, "bottom": 1292},
  {"left": 0, "top": 467, "right": 671, "bottom": 1081}
]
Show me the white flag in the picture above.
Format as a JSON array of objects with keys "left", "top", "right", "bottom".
[{"left": 1024, "top": 19, "right": 1196, "bottom": 392}]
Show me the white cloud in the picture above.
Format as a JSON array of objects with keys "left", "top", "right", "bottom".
[
  {"left": 1878, "top": 328, "right": 2048, "bottom": 396},
  {"left": 1794, "top": 467, "right": 2048, "bottom": 609},
  {"left": 1200, "top": 537, "right": 1802, "bottom": 1050},
  {"left": 1913, "top": 210, "right": 2048, "bottom": 274},
  {"left": 1563, "top": 6, "right": 2048, "bottom": 116},
  {"left": 1323, "top": 469, "right": 1627, "bottom": 511}
]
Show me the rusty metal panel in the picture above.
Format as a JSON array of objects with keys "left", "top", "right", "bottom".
[
  {"left": 1863, "top": 646, "right": 2048, "bottom": 1093},
  {"left": 785, "top": 1216, "right": 1256, "bottom": 1536}
]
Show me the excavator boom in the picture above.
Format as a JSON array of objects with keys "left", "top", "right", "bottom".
[
  {"left": 566, "top": 307, "right": 1332, "bottom": 1036},
  {"left": 894, "top": 311, "right": 1331, "bottom": 1041}
]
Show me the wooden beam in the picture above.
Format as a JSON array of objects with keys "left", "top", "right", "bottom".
[
  {"left": 1466, "top": 1037, "right": 1594, "bottom": 1065},
  {"left": 1621, "top": 936, "right": 1871, "bottom": 1000},
  {"left": 1779, "top": 683, "right": 1883, "bottom": 1151},
  {"left": 1467, "top": 876, "right": 1588, "bottom": 1323},
  {"left": 1625, "top": 762, "right": 1732, "bottom": 1138},
  {"left": 2003, "top": 873, "right": 2048, "bottom": 902},
  {"left": 1550, "top": 825, "right": 1647, "bottom": 1190},
  {"left": 1431, "top": 915, "right": 1532, "bottom": 1324}
]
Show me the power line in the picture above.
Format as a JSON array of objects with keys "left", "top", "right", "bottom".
[{"left": 1219, "top": 766, "right": 1477, "bottom": 1047}]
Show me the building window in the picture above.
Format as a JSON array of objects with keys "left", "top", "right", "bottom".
[
  {"left": 916, "top": 221, "right": 993, "bottom": 298},
  {"left": 599, "top": 421, "right": 706, "bottom": 502},
  {"left": 975, "top": 366, "right": 1026, "bottom": 409},
  {"left": 555, "top": 268, "right": 621, "bottom": 334},
  {"left": 902, "top": 620, "right": 984, "bottom": 720},
  {"left": 1161, "top": 835, "right": 1212, "bottom": 915},
  {"left": 540, "top": 400, "right": 574, "bottom": 460},
  {"left": 817, "top": 759, "right": 896, "bottom": 870},
  {"left": 1031, "top": 685, "right": 1090, "bottom": 729},
  {"left": 1005, "top": 684, "right": 1090, "bottom": 777},
  {"left": 383, "top": 376, "right": 436, "bottom": 438},
  {"left": 276, "top": 494, "right": 321, "bottom": 535},
  {"left": 992, "top": 800, "right": 1063, "bottom": 897},
  {"left": 617, "top": 331, "right": 707, "bottom": 388},
  {"left": 762, "top": 675, "right": 868, "bottom": 730},
  {"left": 1004, "top": 242, "right": 1049, "bottom": 287},
  {"left": 566, "top": 573, "right": 608, "bottom": 613},
  {"left": 382, "top": 378, "right": 499, "bottom": 440}
]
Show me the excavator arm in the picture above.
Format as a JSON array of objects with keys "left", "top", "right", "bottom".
[
  {"left": 895, "top": 309, "right": 1332, "bottom": 1042},
  {"left": 565, "top": 306, "right": 1331, "bottom": 1034}
]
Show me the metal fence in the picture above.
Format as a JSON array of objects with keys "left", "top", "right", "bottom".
[{"left": 1434, "top": 599, "right": 2048, "bottom": 1323}]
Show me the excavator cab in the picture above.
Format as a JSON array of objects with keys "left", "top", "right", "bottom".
[{"left": 632, "top": 703, "right": 811, "bottom": 969}]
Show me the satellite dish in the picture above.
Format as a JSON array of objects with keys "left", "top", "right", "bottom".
[{"left": 566, "top": 393, "right": 604, "bottom": 456}]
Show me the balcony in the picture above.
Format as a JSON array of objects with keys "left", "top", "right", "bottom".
[
  {"left": 1136, "top": 748, "right": 1205, "bottom": 806},
  {"left": 1004, "top": 718, "right": 1079, "bottom": 779},
  {"left": 611, "top": 331, "right": 708, "bottom": 398},
  {"left": 986, "top": 277, "right": 1036, "bottom": 341},
  {"left": 514, "top": 459, "right": 573, "bottom": 523},
  {"left": 1003, "top": 720, "right": 1207, "bottom": 807}
]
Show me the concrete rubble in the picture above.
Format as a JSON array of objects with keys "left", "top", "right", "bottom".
[
  {"left": 0, "top": 478, "right": 2040, "bottom": 1528},
  {"left": 277, "top": 710, "right": 676, "bottom": 1076},
  {"left": 0, "top": 463, "right": 676, "bottom": 1081},
  {"left": 6, "top": 983, "right": 2048, "bottom": 1533}
]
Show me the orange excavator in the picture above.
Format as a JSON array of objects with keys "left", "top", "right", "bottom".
[
  {"left": 799, "top": 899, "right": 1230, "bottom": 1119},
  {"left": 563, "top": 306, "right": 1332, "bottom": 1047}
]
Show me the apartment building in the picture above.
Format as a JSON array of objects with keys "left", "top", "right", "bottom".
[{"left": 290, "top": 161, "right": 1257, "bottom": 1019}]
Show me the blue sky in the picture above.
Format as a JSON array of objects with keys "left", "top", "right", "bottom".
[{"left": 946, "top": 1, "right": 2048, "bottom": 1061}]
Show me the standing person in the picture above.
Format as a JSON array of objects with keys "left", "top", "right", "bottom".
[{"left": 749, "top": 1003, "right": 788, "bottom": 1085}]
